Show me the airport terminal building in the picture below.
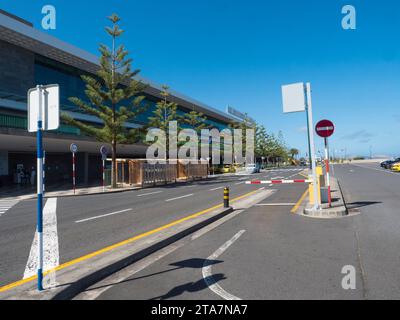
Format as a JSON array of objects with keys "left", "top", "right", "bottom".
[{"left": 0, "top": 10, "right": 240, "bottom": 187}]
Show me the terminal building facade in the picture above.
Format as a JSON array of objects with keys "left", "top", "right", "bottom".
[{"left": 0, "top": 10, "right": 240, "bottom": 187}]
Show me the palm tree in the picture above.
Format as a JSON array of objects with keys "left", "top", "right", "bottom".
[{"left": 290, "top": 148, "right": 300, "bottom": 160}]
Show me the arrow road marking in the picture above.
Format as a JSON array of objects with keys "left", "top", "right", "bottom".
[{"left": 202, "top": 230, "right": 246, "bottom": 300}]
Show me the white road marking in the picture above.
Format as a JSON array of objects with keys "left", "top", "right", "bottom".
[
  {"left": 210, "top": 187, "right": 224, "bottom": 191},
  {"left": 75, "top": 208, "right": 133, "bottom": 223},
  {"left": 202, "top": 230, "right": 245, "bottom": 300},
  {"left": 255, "top": 203, "right": 296, "bottom": 206},
  {"left": 137, "top": 191, "right": 163, "bottom": 197},
  {"left": 0, "top": 200, "right": 19, "bottom": 217},
  {"left": 165, "top": 194, "right": 194, "bottom": 202},
  {"left": 235, "top": 182, "right": 243, "bottom": 185},
  {"left": 271, "top": 177, "right": 284, "bottom": 180},
  {"left": 350, "top": 163, "right": 399, "bottom": 175},
  {"left": 76, "top": 189, "right": 274, "bottom": 300},
  {"left": 76, "top": 241, "right": 186, "bottom": 300},
  {"left": 24, "top": 198, "right": 59, "bottom": 287}
]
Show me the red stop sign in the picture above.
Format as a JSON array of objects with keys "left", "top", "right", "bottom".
[{"left": 315, "top": 120, "right": 335, "bottom": 138}]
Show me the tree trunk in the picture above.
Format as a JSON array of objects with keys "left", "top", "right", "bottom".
[{"left": 111, "top": 140, "right": 117, "bottom": 188}]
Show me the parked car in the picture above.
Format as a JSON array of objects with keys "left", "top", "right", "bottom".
[
  {"left": 222, "top": 165, "right": 235, "bottom": 174},
  {"left": 381, "top": 158, "right": 400, "bottom": 169},
  {"left": 245, "top": 163, "right": 260, "bottom": 174},
  {"left": 391, "top": 162, "right": 400, "bottom": 172},
  {"left": 300, "top": 160, "right": 308, "bottom": 167},
  {"left": 380, "top": 160, "right": 392, "bottom": 169}
]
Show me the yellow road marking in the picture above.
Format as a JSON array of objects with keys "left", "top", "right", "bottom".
[
  {"left": 291, "top": 189, "right": 309, "bottom": 214},
  {"left": 299, "top": 171, "right": 309, "bottom": 178},
  {"left": 0, "top": 189, "right": 260, "bottom": 293}
]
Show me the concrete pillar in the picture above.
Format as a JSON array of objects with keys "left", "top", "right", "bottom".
[
  {"left": 84, "top": 152, "right": 89, "bottom": 185},
  {"left": 0, "top": 151, "right": 8, "bottom": 176}
]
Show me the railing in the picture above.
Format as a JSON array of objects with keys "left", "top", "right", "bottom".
[{"left": 141, "top": 163, "right": 178, "bottom": 187}]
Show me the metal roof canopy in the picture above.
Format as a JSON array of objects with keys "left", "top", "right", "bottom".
[{"left": 0, "top": 11, "right": 238, "bottom": 124}]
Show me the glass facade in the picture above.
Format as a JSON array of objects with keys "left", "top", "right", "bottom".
[{"left": 34, "top": 55, "right": 230, "bottom": 131}]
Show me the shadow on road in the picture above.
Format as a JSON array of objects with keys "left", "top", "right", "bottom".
[
  {"left": 150, "top": 274, "right": 226, "bottom": 300},
  {"left": 84, "top": 258, "right": 224, "bottom": 295},
  {"left": 346, "top": 201, "right": 382, "bottom": 209}
]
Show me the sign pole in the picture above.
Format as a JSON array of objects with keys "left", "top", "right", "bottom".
[
  {"left": 28, "top": 83, "right": 59, "bottom": 292},
  {"left": 305, "top": 104, "right": 313, "bottom": 169},
  {"left": 43, "top": 150, "right": 46, "bottom": 196},
  {"left": 36, "top": 85, "right": 44, "bottom": 291},
  {"left": 305, "top": 83, "right": 320, "bottom": 211},
  {"left": 72, "top": 152, "right": 76, "bottom": 195},
  {"left": 100, "top": 146, "right": 108, "bottom": 192},
  {"left": 324, "top": 137, "right": 332, "bottom": 207},
  {"left": 102, "top": 159, "right": 105, "bottom": 192},
  {"left": 315, "top": 119, "right": 335, "bottom": 208}
]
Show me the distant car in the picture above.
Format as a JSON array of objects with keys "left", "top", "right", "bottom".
[
  {"left": 222, "top": 165, "right": 235, "bottom": 174},
  {"left": 380, "top": 160, "right": 393, "bottom": 169},
  {"left": 381, "top": 158, "right": 400, "bottom": 169},
  {"left": 392, "top": 162, "right": 400, "bottom": 172},
  {"left": 300, "top": 160, "right": 307, "bottom": 167},
  {"left": 245, "top": 163, "right": 260, "bottom": 174}
]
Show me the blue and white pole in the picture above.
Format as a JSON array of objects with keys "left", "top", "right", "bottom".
[
  {"left": 43, "top": 150, "right": 46, "bottom": 196},
  {"left": 36, "top": 85, "right": 44, "bottom": 291}
]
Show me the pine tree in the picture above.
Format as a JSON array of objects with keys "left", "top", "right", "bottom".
[
  {"left": 148, "top": 85, "right": 179, "bottom": 131},
  {"left": 255, "top": 124, "right": 269, "bottom": 158},
  {"left": 182, "top": 108, "right": 208, "bottom": 132},
  {"left": 147, "top": 85, "right": 181, "bottom": 160},
  {"left": 229, "top": 113, "right": 256, "bottom": 163},
  {"left": 61, "top": 14, "right": 148, "bottom": 188}
]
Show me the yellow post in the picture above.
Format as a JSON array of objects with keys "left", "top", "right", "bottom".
[{"left": 309, "top": 166, "right": 322, "bottom": 205}]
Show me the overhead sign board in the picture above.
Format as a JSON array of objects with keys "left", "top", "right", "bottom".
[
  {"left": 28, "top": 84, "right": 60, "bottom": 132},
  {"left": 316, "top": 119, "right": 335, "bottom": 138},
  {"left": 281, "top": 82, "right": 306, "bottom": 113},
  {"left": 226, "top": 106, "right": 256, "bottom": 124}
]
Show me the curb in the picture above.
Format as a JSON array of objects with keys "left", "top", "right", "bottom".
[
  {"left": 0, "top": 187, "right": 139, "bottom": 201},
  {"left": 2, "top": 178, "right": 215, "bottom": 201},
  {"left": 303, "top": 177, "right": 348, "bottom": 218},
  {"left": 2, "top": 206, "right": 233, "bottom": 300}
]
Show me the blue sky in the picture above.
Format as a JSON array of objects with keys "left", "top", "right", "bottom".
[{"left": 1, "top": 0, "right": 399, "bottom": 157}]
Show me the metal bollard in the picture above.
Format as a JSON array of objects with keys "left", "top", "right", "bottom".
[{"left": 224, "top": 187, "right": 230, "bottom": 208}]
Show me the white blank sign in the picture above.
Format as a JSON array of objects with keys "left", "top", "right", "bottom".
[
  {"left": 28, "top": 85, "right": 60, "bottom": 132},
  {"left": 282, "top": 82, "right": 306, "bottom": 113}
]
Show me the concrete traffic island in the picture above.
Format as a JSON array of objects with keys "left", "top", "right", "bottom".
[{"left": 303, "top": 177, "right": 348, "bottom": 218}]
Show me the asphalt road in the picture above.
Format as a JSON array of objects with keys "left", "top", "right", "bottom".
[
  {"left": 0, "top": 168, "right": 304, "bottom": 288},
  {"left": 91, "top": 163, "right": 400, "bottom": 300},
  {"left": 334, "top": 163, "right": 400, "bottom": 299}
]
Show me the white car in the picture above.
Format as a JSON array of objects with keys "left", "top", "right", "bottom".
[{"left": 245, "top": 164, "right": 260, "bottom": 174}]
